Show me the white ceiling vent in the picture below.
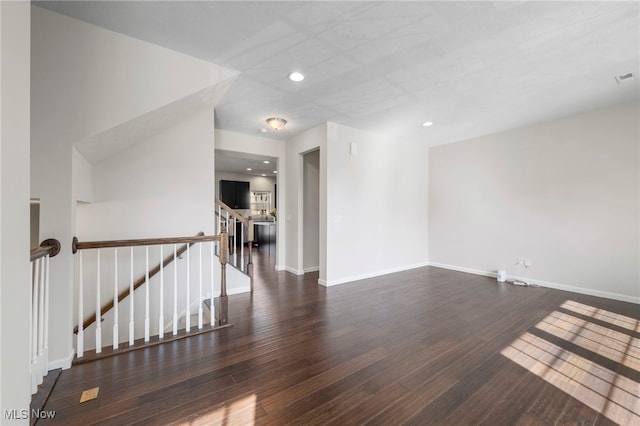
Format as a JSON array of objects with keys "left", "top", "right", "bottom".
[{"left": 615, "top": 72, "right": 637, "bottom": 85}]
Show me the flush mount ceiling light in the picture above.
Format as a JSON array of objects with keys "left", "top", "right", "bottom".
[
  {"left": 288, "top": 71, "right": 304, "bottom": 82},
  {"left": 246, "top": 168, "right": 252, "bottom": 171},
  {"left": 422, "top": 121, "right": 434, "bottom": 127},
  {"left": 266, "top": 117, "right": 287, "bottom": 131}
]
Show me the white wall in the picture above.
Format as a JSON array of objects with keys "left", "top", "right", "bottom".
[
  {"left": 0, "top": 0, "right": 31, "bottom": 422},
  {"left": 303, "top": 150, "right": 320, "bottom": 272},
  {"left": 78, "top": 108, "right": 215, "bottom": 240},
  {"left": 215, "top": 129, "right": 286, "bottom": 269},
  {"left": 72, "top": 148, "right": 93, "bottom": 203},
  {"left": 429, "top": 101, "right": 640, "bottom": 303},
  {"left": 285, "top": 124, "right": 327, "bottom": 278},
  {"left": 30, "top": 7, "right": 232, "bottom": 152},
  {"left": 324, "top": 123, "right": 429, "bottom": 285}
]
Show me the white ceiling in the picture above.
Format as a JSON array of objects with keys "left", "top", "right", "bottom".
[{"left": 36, "top": 1, "right": 639, "bottom": 148}]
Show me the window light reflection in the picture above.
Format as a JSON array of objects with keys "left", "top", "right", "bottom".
[{"left": 501, "top": 300, "right": 640, "bottom": 425}]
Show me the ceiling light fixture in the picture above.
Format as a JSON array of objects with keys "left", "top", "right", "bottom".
[
  {"left": 422, "top": 121, "right": 433, "bottom": 127},
  {"left": 263, "top": 160, "right": 270, "bottom": 164},
  {"left": 273, "top": 170, "right": 278, "bottom": 174},
  {"left": 246, "top": 168, "right": 252, "bottom": 171},
  {"left": 288, "top": 71, "right": 304, "bottom": 82},
  {"left": 261, "top": 174, "right": 267, "bottom": 177},
  {"left": 259, "top": 128, "right": 267, "bottom": 133},
  {"left": 266, "top": 117, "right": 287, "bottom": 131}
]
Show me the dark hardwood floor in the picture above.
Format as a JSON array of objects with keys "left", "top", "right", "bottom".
[{"left": 40, "top": 248, "right": 639, "bottom": 425}]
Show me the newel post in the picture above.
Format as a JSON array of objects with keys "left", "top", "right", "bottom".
[{"left": 217, "top": 231, "right": 229, "bottom": 325}]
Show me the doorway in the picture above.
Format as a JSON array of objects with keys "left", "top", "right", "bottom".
[{"left": 302, "top": 149, "right": 320, "bottom": 273}]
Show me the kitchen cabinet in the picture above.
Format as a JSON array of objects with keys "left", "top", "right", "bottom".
[{"left": 220, "top": 180, "right": 250, "bottom": 209}]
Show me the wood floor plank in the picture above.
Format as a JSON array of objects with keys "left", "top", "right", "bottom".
[{"left": 38, "top": 250, "right": 640, "bottom": 425}]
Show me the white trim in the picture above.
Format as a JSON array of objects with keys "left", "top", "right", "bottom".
[
  {"left": 318, "top": 278, "right": 328, "bottom": 286},
  {"left": 428, "top": 262, "right": 640, "bottom": 304},
  {"left": 47, "top": 350, "right": 74, "bottom": 371},
  {"left": 428, "top": 262, "right": 495, "bottom": 278},
  {"left": 227, "top": 286, "right": 250, "bottom": 296},
  {"left": 274, "top": 265, "right": 286, "bottom": 271},
  {"left": 284, "top": 266, "right": 304, "bottom": 275},
  {"left": 304, "top": 266, "right": 319, "bottom": 273},
  {"left": 323, "top": 262, "right": 430, "bottom": 287}
]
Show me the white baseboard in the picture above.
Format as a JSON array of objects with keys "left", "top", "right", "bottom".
[
  {"left": 275, "top": 265, "right": 286, "bottom": 271},
  {"left": 227, "top": 286, "right": 250, "bottom": 296},
  {"left": 318, "top": 278, "right": 328, "bottom": 286},
  {"left": 428, "top": 262, "right": 640, "bottom": 304},
  {"left": 428, "top": 262, "right": 496, "bottom": 279},
  {"left": 322, "top": 262, "right": 430, "bottom": 287},
  {"left": 284, "top": 266, "right": 304, "bottom": 275},
  {"left": 48, "top": 350, "right": 74, "bottom": 371},
  {"left": 304, "top": 266, "right": 320, "bottom": 273}
]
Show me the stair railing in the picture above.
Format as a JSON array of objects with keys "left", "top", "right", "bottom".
[
  {"left": 29, "top": 238, "right": 61, "bottom": 394},
  {"left": 72, "top": 232, "right": 228, "bottom": 360},
  {"left": 215, "top": 198, "right": 253, "bottom": 290},
  {"left": 72, "top": 232, "right": 205, "bottom": 335}
]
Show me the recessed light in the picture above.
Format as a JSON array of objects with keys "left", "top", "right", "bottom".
[
  {"left": 422, "top": 121, "right": 433, "bottom": 127},
  {"left": 261, "top": 174, "right": 266, "bottom": 177},
  {"left": 288, "top": 71, "right": 304, "bottom": 82},
  {"left": 263, "top": 160, "right": 270, "bottom": 164},
  {"left": 259, "top": 128, "right": 267, "bottom": 133},
  {"left": 246, "top": 168, "right": 252, "bottom": 171},
  {"left": 273, "top": 170, "right": 278, "bottom": 174}
]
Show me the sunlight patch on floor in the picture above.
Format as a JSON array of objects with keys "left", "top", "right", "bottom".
[
  {"left": 501, "top": 301, "right": 640, "bottom": 425},
  {"left": 561, "top": 300, "right": 640, "bottom": 332},
  {"left": 176, "top": 394, "right": 257, "bottom": 426},
  {"left": 536, "top": 311, "right": 640, "bottom": 370}
]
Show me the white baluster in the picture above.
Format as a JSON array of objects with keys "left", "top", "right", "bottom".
[
  {"left": 113, "top": 248, "right": 119, "bottom": 350},
  {"left": 129, "top": 247, "right": 134, "bottom": 346},
  {"left": 77, "top": 251, "right": 84, "bottom": 358},
  {"left": 159, "top": 245, "right": 164, "bottom": 339},
  {"left": 144, "top": 246, "right": 150, "bottom": 342},
  {"left": 241, "top": 223, "right": 245, "bottom": 272},
  {"left": 233, "top": 217, "right": 237, "bottom": 265},
  {"left": 210, "top": 241, "right": 215, "bottom": 327},
  {"left": 173, "top": 244, "right": 178, "bottom": 336},
  {"left": 186, "top": 244, "right": 191, "bottom": 332},
  {"left": 37, "top": 258, "right": 45, "bottom": 382},
  {"left": 30, "top": 260, "right": 37, "bottom": 392},
  {"left": 96, "top": 249, "right": 102, "bottom": 353},
  {"left": 198, "top": 242, "right": 203, "bottom": 329},
  {"left": 43, "top": 255, "right": 50, "bottom": 376}
]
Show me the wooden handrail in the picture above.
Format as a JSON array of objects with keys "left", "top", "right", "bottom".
[
  {"left": 72, "top": 233, "right": 220, "bottom": 253},
  {"left": 73, "top": 232, "right": 211, "bottom": 334},
  {"left": 30, "top": 239, "right": 61, "bottom": 262},
  {"left": 215, "top": 198, "right": 248, "bottom": 224}
]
